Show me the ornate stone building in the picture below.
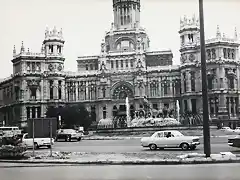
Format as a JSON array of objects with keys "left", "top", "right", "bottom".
[{"left": 0, "top": 0, "right": 239, "bottom": 128}]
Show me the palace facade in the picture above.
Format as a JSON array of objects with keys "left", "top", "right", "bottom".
[{"left": 0, "top": 0, "right": 240, "bottom": 128}]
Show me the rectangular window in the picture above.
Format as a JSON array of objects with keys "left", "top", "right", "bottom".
[
  {"left": 130, "top": 60, "right": 133, "bottom": 68},
  {"left": 191, "top": 72, "right": 195, "bottom": 91},
  {"left": 121, "top": 60, "right": 123, "bottom": 68},
  {"left": 125, "top": 60, "right": 128, "bottom": 68},
  {"left": 191, "top": 99, "right": 197, "bottom": 114},
  {"left": 103, "top": 106, "right": 106, "bottom": 119},
  {"left": 229, "top": 77, "right": 234, "bottom": 89},
  {"left": 183, "top": 73, "right": 187, "bottom": 93},
  {"left": 208, "top": 77, "right": 213, "bottom": 90},
  {"left": 58, "top": 81, "right": 62, "bottom": 100},
  {"left": 116, "top": 60, "right": 119, "bottom": 68},
  {"left": 111, "top": 61, "right": 114, "bottom": 69},
  {"left": 50, "top": 80, "right": 53, "bottom": 100},
  {"left": 184, "top": 100, "right": 188, "bottom": 112}
]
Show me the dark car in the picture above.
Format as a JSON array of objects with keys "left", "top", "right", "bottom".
[
  {"left": 56, "top": 129, "right": 82, "bottom": 142},
  {"left": 228, "top": 135, "right": 240, "bottom": 148}
]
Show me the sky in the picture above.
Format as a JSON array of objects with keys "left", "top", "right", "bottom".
[{"left": 0, "top": 0, "right": 239, "bottom": 78}]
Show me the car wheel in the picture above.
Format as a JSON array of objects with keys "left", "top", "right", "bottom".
[
  {"left": 180, "top": 143, "right": 189, "bottom": 150},
  {"left": 149, "top": 144, "right": 157, "bottom": 150},
  {"left": 47, "top": 145, "right": 51, "bottom": 149},
  {"left": 77, "top": 137, "right": 81, "bottom": 141},
  {"left": 191, "top": 145, "right": 196, "bottom": 150},
  {"left": 34, "top": 143, "right": 39, "bottom": 150}
]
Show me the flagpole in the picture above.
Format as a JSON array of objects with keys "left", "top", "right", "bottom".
[{"left": 199, "top": 0, "right": 211, "bottom": 157}]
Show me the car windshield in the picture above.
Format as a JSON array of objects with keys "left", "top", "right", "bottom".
[
  {"left": 60, "top": 129, "right": 76, "bottom": 134},
  {"left": 172, "top": 131, "right": 184, "bottom": 137}
]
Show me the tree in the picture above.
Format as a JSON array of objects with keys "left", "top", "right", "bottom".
[
  {"left": 45, "top": 104, "right": 92, "bottom": 130},
  {"left": 45, "top": 106, "right": 59, "bottom": 118}
]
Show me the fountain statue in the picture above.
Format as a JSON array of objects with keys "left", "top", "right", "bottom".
[
  {"left": 126, "top": 97, "right": 131, "bottom": 127},
  {"left": 130, "top": 96, "right": 181, "bottom": 127}
]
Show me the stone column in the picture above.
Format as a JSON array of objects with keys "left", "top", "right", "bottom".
[
  {"left": 233, "top": 99, "right": 236, "bottom": 117},
  {"left": 61, "top": 81, "right": 65, "bottom": 101},
  {"left": 40, "top": 79, "right": 44, "bottom": 100},
  {"left": 29, "top": 107, "right": 32, "bottom": 119},
  {"left": 169, "top": 78, "right": 173, "bottom": 97},
  {"left": 52, "top": 80, "right": 57, "bottom": 100},
  {"left": 187, "top": 71, "right": 191, "bottom": 92},
  {"left": 218, "top": 93, "right": 227, "bottom": 116},
  {"left": 135, "top": 83, "right": 139, "bottom": 97},
  {"left": 21, "top": 80, "right": 27, "bottom": 101},
  {"left": 65, "top": 82, "right": 68, "bottom": 101},
  {"left": 86, "top": 82, "right": 89, "bottom": 100},
  {"left": 46, "top": 80, "right": 50, "bottom": 100},
  {"left": 188, "top": 99, "right": 192, "bottom": 112},
  {"left": 216, "top": 67, "right": 220, "bottom": 89},
  {"left": 35, "top": 107, "right": 38, "bottom": 118},
  {"left": 20, "top": 105, "right": 27, "bottom": 122}
]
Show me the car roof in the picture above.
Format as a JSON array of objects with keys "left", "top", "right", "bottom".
[{"left": 155, "top": 130, "right": 180, "bottom": 133}]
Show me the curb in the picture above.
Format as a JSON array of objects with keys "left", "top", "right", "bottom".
[{"left": 1, "top": 158, "right": 240, "bottom": 166}]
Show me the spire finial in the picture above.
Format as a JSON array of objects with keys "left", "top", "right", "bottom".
[
  {"left": 45, "top": 26, "right": 49, "bottom": 38},
  {"left": 41, "top": 43, "right": 45, "bottom": 53},
  {"left": 20, "top": 41, "right": 25, "bottom": 53},
  {"left": 59, "top": 28, "right": 63, "bottom": 36},
  {"left": 53, "top": 26, "right": 57, "bottom": 35},
  {"left": 216, "top": 25, "right": 221, "bottom": 38},
  {"left": 13, "top": 45, "right": 16, "bottom": 56},
  {"left": 234, "top": 27, "right": 238, "bottom": 40}
]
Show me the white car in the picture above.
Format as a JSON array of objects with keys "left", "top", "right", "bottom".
[
  {"left": 140, "top": 130, "right": 200, "bottom": 150},
  {"left": 234, "top": 127, "right": 240, "bottom": 133},
  {"left": 220, "top": 127, "right": 233, "bottom": 131},
  {"left": 220, "top": 127, "right": 238, "bottom": 135},
  {"left": 20, "top": 133, "right": 54, "bottom": 149}
]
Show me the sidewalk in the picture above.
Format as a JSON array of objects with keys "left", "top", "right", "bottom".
[{"left": 0, "top": 151, "right": 240, "bottom": 166}]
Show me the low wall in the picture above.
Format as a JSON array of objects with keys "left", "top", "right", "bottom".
[{"left": 96, "top": 126, "right": 217, "bottom": 134}]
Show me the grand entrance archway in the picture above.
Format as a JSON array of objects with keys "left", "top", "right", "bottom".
[
  {"left": 111, "top": 81, "right": 135, "bottom": 128},
  {"left": 112, "top": 81, "right": 134, "bottom": 100}
]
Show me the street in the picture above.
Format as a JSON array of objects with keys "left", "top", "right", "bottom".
[
  {"left": 36, "top": 136, "right": 240, "bottom": 154},
  {"left": 1, "top": 163, "right": 240, "bottom": 180}
]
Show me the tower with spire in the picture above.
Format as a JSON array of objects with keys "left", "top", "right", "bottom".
[{"left": 113, "top": 0, "right": 140, "bottom": 30}]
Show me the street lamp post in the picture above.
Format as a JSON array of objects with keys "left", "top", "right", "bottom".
[{"left": 199, "top": 0, "right": 211, "bottom": 157}]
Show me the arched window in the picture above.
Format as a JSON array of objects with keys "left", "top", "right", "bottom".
[{"left": 112, "top": 83, "right": 134, "bottom": 99}]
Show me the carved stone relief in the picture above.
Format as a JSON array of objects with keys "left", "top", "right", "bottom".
[{"left": 189, "top": 54, "right": 195, "bottom": 62}]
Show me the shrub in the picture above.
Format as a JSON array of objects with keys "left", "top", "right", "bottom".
[{"left": 0, "top": 144, "right": 28, "bottom": 159}]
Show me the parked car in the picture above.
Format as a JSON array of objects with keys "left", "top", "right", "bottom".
[
  {"left": 228, "top": 135, "right": 240, "bottom": 148},
  {"left": 140, "top": 130, "right": 200, "bottom": 151},
  {"left": 56, "top": 129, "right": 82, "bottom": 142},
  {"left": 234, "top": 127, "right": 240, "bottom": 134},
  {"left": 219, "top": 127, "right": 238, "bottom": 135},
  {"left": 19, "top": 133, "right": 54, "bottom": 149}
]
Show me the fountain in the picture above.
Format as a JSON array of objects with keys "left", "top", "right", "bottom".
[
  {"left": 126, "top": 97, "right": 131, "bottom": 127},
  {"left": 97, "top": 96, "right": 181, "bottom": 129}
]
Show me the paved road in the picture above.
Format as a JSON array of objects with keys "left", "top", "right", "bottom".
[
  {"left": 36, "top": 136, "right": 240, "bottom": 154},
  {"left": 1, "top": 163, "right": 240, "bottom": 180}
]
